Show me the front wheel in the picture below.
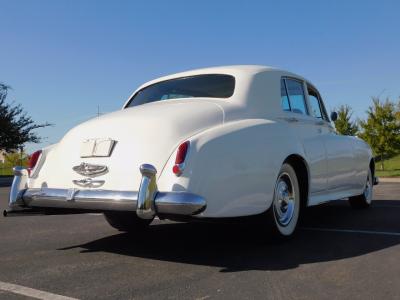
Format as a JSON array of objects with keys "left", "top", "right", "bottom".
[
  {"left": 104, "top": 211, "right": 153, "bottom": 232},
  {"left": 349, "top": 168, "right": 373, "bottom": 209},
  {"left": 266, "top": 163, "right": 301, "bottom": 239}
]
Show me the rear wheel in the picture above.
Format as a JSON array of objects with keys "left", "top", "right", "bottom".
[
  {"left": 104, "top": 211, "right": 153, "bottom": 232},
  {"left": 266, "top": 163, "right": 301, "bottom": 239},
  {"left": 349, "top": 168, "right": 373, "bottom": 209}
]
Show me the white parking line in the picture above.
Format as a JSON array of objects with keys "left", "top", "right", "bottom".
[
  {"left": 0, "top": 281, "right": 78, "bottom": 300},
  {"left": 301, "top": 227, "right": 400, "bottom": 237}
]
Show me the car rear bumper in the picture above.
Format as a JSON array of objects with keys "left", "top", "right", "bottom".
[{"left": 5, "top": 165, "right": 206, "bottom": 219}]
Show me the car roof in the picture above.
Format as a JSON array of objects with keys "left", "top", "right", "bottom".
[
  {"left": 136, "top": 65, "right": 285, "bottom": 88},
  {"left": 123, "top": 65, "right": 313, "bottom": 108}
]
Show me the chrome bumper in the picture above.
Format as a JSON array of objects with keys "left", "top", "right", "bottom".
[{"left": 5, "top": 164, "right": 206, "bottom": 219}]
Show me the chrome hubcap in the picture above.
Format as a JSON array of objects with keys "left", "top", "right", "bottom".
[{"left": 274, "top": 173, "right": 295, "bottom": 226}]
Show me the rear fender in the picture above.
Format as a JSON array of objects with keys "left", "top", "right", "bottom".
[{"left": 158, "top": 119, "right": 306, "bottom": 217}]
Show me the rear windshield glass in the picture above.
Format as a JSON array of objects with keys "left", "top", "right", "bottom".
[{"left": 126, "top": 74, "right": 235, "bottom": 108}]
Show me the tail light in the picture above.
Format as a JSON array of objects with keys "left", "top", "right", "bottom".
[
  {"left": 28, "top": 150, "right": 42, "bottom": 176},
  {"left": 172, "top": 141, "right": 190, "bottom": 176}
]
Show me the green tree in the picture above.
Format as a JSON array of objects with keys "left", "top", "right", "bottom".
[
  {"left": 396, "top": 98, "right": 400, "bottom": 121},
  {"left": 3, "top": 151, "right": 29, "bottom": 168},
  {"left": 0, "top": 83, "right": 51, "bottom": 152},
  {"left": 333, "top": 105, "right": 359, "bottom": 135},
  {"left": 359, "top": 97, "right": 400, "bottom": 170}
]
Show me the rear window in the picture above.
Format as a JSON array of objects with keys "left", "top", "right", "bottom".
[{"left": 126, "top": 74, "right": 235, "bottom": 108}]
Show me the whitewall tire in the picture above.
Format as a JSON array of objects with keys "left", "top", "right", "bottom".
[
  {"left": 349, "top": 168, "right": 373, "bottom": 209},
  {"left": 267, "top": 163, "right": 301, "bottom": 238}
]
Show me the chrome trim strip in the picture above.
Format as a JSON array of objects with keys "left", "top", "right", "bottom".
[
  {"left": 72, "top": 178, "right": 106, "bottom": 187},
  {"left": 137, "top": 164, "right": 157, "bottom": 219},
  {"left": 156, "top": 192, "right": 206, "bottom": 215},
  {"left": 8, "top": 167, "right": 28, "bottom": 211},
  {"left": 72, "top": 162, "right": 108, "bottom": 177},
  {"left": 6, "top": 165, "right": 206, "bottom": 217},
  {"left": 23, "top": 188, "right": 138, "bottom": 211}
]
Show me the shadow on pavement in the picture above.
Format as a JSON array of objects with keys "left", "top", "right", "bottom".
[
  {"left": 0, "top": 177, "right": 13, "bottom": 188},
  {"left": 59, "top": 200, "right": 400, "bottom": 272}
]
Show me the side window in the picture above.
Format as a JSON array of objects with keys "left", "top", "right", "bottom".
[
  {"left": 280, "top": 79, "right": 290, "bottom": 111},
  {"left": 307, "top": 85, "right": 328, "bottom": 120},
  {"left": 284, "top": 78, "right": 308, "bottom": 115},
  {"left": 308, "top": 94, "right": 323, "bottom": 119}
]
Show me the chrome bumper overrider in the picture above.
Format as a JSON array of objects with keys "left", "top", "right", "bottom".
[{"left": 5, "top": 165, "right": 206, "bottom": 219}]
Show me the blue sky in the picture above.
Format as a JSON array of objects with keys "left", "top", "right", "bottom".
[{"left": 1, "top": 0, "right": 399, "bottom": 153}]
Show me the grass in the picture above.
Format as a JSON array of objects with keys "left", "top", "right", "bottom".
[
  {"left": 375, "top": 154, "right": 400, "bottom": 177},
  {"left": 0, "top": 165, "right": 13, "bottom": 176},
  {"left": 0, "top": 168, "right": 13, "bottom": 176}
]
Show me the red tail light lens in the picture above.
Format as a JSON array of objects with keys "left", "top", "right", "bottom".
[
  {"left": 175, "top": 141, "right": 190, "bottom": 164},
  {"left": 173, "top": 141, "right": 190, "bottom": 176},
  {"left": 28, "top": 150, "right": 42, "bottom": 175}
]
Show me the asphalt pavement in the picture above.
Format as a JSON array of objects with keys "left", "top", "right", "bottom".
[{"left": 0, "top": 183, "right": 400, "bottom": 299}]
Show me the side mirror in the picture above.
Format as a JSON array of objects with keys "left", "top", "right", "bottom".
[{"left": 330, "top": 111, "right": 338, "bottom": 122}]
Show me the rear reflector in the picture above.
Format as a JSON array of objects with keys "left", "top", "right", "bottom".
[
  {"left": 173, "top": 141, "right": 190, "bottom": 176},
  {"left": 28, "top": 150, "right": 42, "bottom": 175}
]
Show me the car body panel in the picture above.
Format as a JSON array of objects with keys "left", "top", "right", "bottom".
[{"left": 25, "top": 65, "right": 373, "bottom": 218}]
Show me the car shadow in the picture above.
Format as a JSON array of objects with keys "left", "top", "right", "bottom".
[{"left": 58, "top": 200, "right": 400, "bottom": 272}]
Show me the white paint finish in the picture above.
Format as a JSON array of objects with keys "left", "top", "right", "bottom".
[
  {"left": 0, "top": 281, "right": 78, "bottom": 300},
  {"left": 283, "top": 112, "right": 328, "bottom": 194},
  {"left": 31, "top": 65, "right": 373, "bottom": 218},
  {"left": 325, "top": 134, "right": 357, "bottom": 191},
  {"left": 30, "top": 100, "right": 223, "bottom": 191}
]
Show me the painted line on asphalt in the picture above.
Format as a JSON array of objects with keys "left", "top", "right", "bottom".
[
  {"left": 301, "top": 227, "right": 400, "bottom": 237},
  {"left": 0, "top": 281, "right": 78, "bottom": 300}
]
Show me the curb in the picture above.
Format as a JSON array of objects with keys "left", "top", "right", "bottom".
[{"left": 378, "top": 177, "right": 400, "bottom": 183}]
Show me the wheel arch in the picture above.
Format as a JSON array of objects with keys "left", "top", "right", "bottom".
[{"left": 283, "top": 154, "right": 310, "bottom": 208}]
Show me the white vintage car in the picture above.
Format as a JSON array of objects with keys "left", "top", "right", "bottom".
[{"left": 6, "top": 65, "right": 377, "bottom": 238}]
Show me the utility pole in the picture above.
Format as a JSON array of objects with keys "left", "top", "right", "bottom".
[{"left": 97, "top": 105, "right": 100, "bottom": 117}]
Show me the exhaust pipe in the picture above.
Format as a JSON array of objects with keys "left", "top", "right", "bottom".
[{"left": 3, "top": 208, "right": 44, "bottom": 217}]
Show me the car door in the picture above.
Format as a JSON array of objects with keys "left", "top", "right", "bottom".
[
  {"left": 281, "top": 78, "right": 328, "bottom": 196},
  {"left": 306, "top": 84, "right": 356, "bottom": 193}
]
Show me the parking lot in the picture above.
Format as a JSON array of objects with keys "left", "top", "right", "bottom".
[{"left": 0, "top": 183, "right": 400, "bottom": 299}]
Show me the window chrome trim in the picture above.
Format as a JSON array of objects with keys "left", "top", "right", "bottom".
[
  {"left": 280, "top": 76, "right": 309, "bottom": 116},
  {"left": 305, "top": 82, "right": 330, "bottom": 122}
]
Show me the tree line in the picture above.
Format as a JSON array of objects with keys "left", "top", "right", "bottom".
[
  {"left": 0, "top": 83, "right": 51, "bottom": 152},
  {"left": 334, "top": 97, "right": 400, "bottom": 170}
]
